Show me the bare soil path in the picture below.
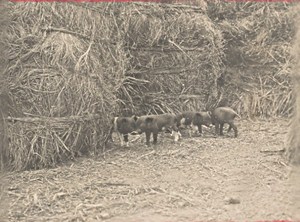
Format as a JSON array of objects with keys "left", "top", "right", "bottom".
[{"left": 2, "top": 119, "right": 298, "bottom": 222}]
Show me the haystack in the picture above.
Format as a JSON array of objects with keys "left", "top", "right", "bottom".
[
  {"left": 207, "top": 1, "right": 297, "bottom": 117},
  {"left": 117, "top": 1, "right": 224, "bottom": 115},
  {"left": 287, "top": 4, "right": 300, "bottom": 164},
  {"left": 2, "top": 1, "right": 223, "bottom": 170},
  {"left": 0, "top": 0, "right": 13, "bottom": 171},
  {"left": 3, "top": 2, "right": 128, "bottom": 170}
]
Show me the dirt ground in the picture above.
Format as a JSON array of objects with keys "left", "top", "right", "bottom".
[{"left": 1, "top": 119, "right": 299, "bottom": 222}]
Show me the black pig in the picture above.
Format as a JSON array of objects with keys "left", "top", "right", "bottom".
[
  {"left": 177, "top": 111, "right": 212, "bottom": 137},
  {"left": 210, "top": 107, "right": 240, "bottom": 137},
  {"left": 135, "top": 113, "right": 181, "bottom": 146},
  {"left": 108, "top": 115, "right": 138, "bottom": 147}
]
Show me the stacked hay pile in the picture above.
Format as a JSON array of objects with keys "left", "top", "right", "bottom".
[
  {"left": 287, "top": 4, "right": 300, "bottom": 164},
  {"left": 2, "top": 2, "right": 223, "bottom": 170},
  {"left": 206, "top": 1, "right": 297, "bottom": 117},
  {"left": 0, "top": 0, "right": 11, "bottom": 220},
  {"left": 116, "top": 2, "right": 224, "bottom": 115},
  {"left": 0, "top": 0, "right": 10, "bottom": 170},
  {"left": 3, "top": 2, "right": 127, "bottom": 170}
]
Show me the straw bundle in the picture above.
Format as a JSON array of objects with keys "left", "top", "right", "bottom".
[
  {"left": 206, "top": 1, "right": 297, "bottom": 117},
  {"left": 4, "top": 0, "right": 296, "bottom": 170},
  {"left": 0, "top": 0, "right": 13, "bottom": 171},
  {"left": 117, "top": 2, "right": 224, "bottom": 115},
  {"left": 1, "top": 1, "right": 12, "bottom": 220},
  {"left": 2, "top": 1, "right": 224, "bottom": 170},
  {"left": 3, "top": 2, "right": 128, "bottom": 170},
  {"left": 287, "top": 4, "right": 300, "bottom": 164}
]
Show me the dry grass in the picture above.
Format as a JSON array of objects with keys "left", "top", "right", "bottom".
[
  {"left": 3, "top": 2, "right": 127, "bottom": 170},
  {"left": 4, "top": 119, "right": 292, "bottom": 221},
  {"left": 2, "top": 2, "right": 224, "bottom": 170},
  {"left": 207, "top": 1, "right": 299, "bottom": 117},
  {"left": 0, "top": 0, "right": 9, "bottom": 77},
  {"left": 117, "top": 2, "right": 223, "bottom": 114},
  {"left": 0, "top": 173, "right": 8, "bottom": 221},
  {"left": 287, "top": 4, "right": 300, "bottom": 164},
  {"left": 1, "top": 1, "right": 298, "bottom": 170},
  {"left": 1, "top": 1, "right": 11, "bottom": 221}
]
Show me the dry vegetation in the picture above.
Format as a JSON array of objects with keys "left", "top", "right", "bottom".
[
  {"left": 116, "top": 1, "right": 223, "bottom": 114},
  {"left": 0, "top": 1, "right": 299, "bottom": 170},
  {"left": 4, "top": 120, "right": 294, "bottom": 221},
  {"left": 206, "top": 1, "right": 298, "bottom": 117},
  {"left": 1, "top": 0, "right": 12, "bottom": 220},
  {"left": 2, "top": 1, "right": 224, "bottom": 170},
  {"left": 1, "top": 1, "right": 300, "bottom": 221},
  {"left": 287, "top": 4, "right": 300, "bottom": 164},
  {"left": 3, "top": 2, "right": 128, "bottom": 170}
]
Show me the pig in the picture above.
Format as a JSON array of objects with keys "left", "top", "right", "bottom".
[
  {"left": 108, "top": 115, "right": 138, "bottom": 147},
  {"left": 210, "top": 107, "right": 240, "bottom": 137},
  {"left": 135, "top": 113, "right": 181, "bottom": 146},
  {"left": 177, "top": 111, "right": 212, "bottom": 137}
]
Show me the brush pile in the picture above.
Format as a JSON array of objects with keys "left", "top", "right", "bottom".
[
  {"left": 3, "top": 2, "right": 129, "bottom": 170},
  {"left": 287, "top": 4, "right": 300, "bottom": 164},
  {"left": 2, "top": 0, "right": 299, "bottom": 170},
  {"left": 117, "top": 1, "right": 223, "bottom": 115},
  {"left": 2, "top": 1, "right": 223, "bottom": 170},
  {"left": 206, "top": 1, "right": 298, "bottom": 117}
]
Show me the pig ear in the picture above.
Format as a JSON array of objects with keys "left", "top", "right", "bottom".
[{"left": 145, "top": 117, "right": 154, "bottom": 123}]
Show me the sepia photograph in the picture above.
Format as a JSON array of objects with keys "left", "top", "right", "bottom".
[{"left": 0, "top": 0, "right": 300, "bottom": 221}]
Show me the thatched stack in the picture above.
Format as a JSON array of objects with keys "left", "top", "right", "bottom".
[
  {"left": 4, "top": 0, "right": 297, "bottom": 170},
  {"left": 2, "top": 2, "right": 223, "bottom": 170},
  {"left": 287, "top": 4, "right": 300, "bottom": 164},
  {"left": 116, "top": 2, "right": 224, "bottom": 115},
  {"left": 3, "top": 2, "right": 129, "bottom": 170},
  {"left": 207, "top": 1, "right": 298, "bottom": 117},
  {"left": 0, "top": 0, "right": 12, "bottom": 171}
]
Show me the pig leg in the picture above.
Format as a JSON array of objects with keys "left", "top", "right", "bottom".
[
  {"left": 145, "top": 131, "right": 151, "bottom": 146},
  {"left": 214, "top": 122, "right": 220, "bottom": 136},
  {"left": 117, "top": 132, "right": 124, "bottom": 146},
  {"left": 171, "top": 130, "right": 181, "bottom": 142},
  {"left": 228, "top": 122, "right": 238, "bottom": 137},
  {"left": 107, "top": 127, "right": 114, "bottom": 142},
  {"left": 188, "top": 125, "right": 193, "bottom": 137},
  {"left": 198, "top": 124, "right": 203, "bottom": 135},
  {"left": 123, "top": 134, "right": 129, "bottom": 147},
  {"left": 219, "top": 123, "right": 224, "bottom": 136},
  {"left": 227, "top": 125, "right": 232, "bottom": 133},
  {"left": 178, "top": 131, "right": 182, "bottom": 139},
  {"left": 153, "top": 133, "right": 158, "bottom": 145}
]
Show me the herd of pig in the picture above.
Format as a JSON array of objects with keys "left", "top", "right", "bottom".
[{"left": 108, "top": 106, "right": 241, "bottom": 147}]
